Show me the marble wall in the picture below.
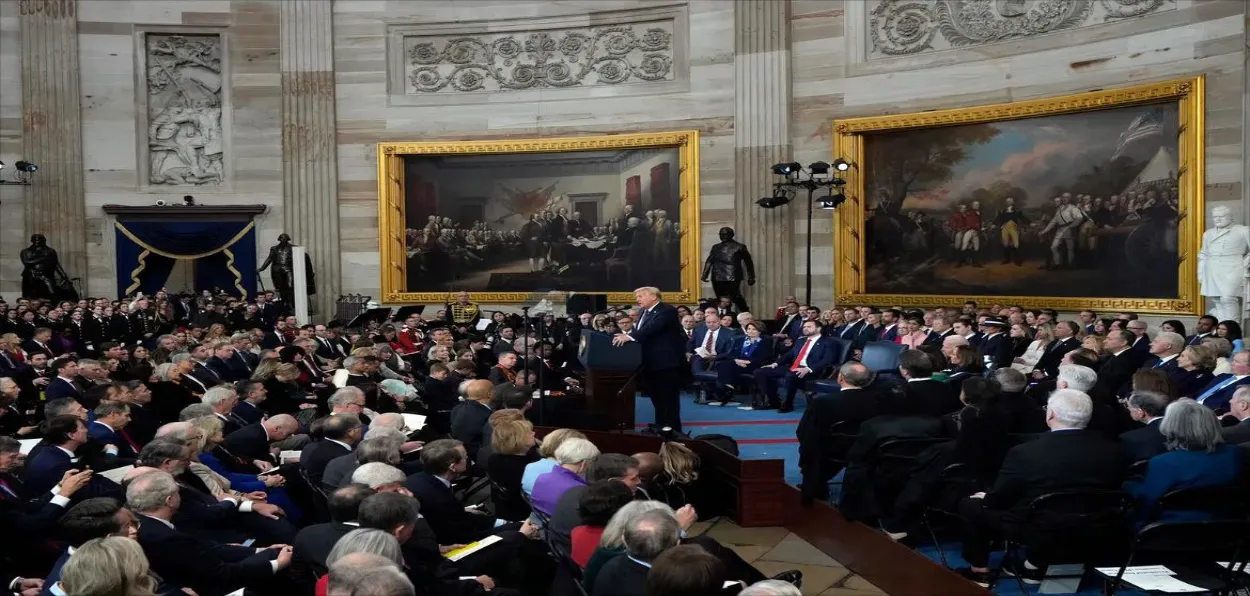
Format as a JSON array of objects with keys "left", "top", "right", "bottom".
[{"left": 0, "top": 0, "right": 24, "bottom": 297}]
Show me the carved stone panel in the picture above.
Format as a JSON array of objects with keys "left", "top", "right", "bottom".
[
  {"left": 867, "top": 0, "right": 1176, "bottom": 59},
  {"left": 387, "top": 5, "right": 689, "bottom": 106},
  {"left": 143, "top": 33, "right": 225, "bottom": 186}
]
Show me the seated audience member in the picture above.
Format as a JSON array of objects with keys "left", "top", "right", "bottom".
[
  {"left": 953, "top": 389, "right": 1128, "bottom": 586},
  {"left": 486, "top": 418, "right": 541, "bottom": 521},
  {"left": 1203, "top": 337, "right": 1233, "bottom": 375},
  {"left": 326, "top": 549, "right": 413, "bottom": 596},
  {"left": 24, "top": 415, "right": 121, "bottom": 499},
  {"left": 739, "top": 579, "right": 802, "bottom": 596},
  {"left": 570, "top": 480, "right": 636, "bottom": 568},
  {"left": 320, "top": 529, "right": 408, "bottom": 596},
  {"left": 550, "top": 454, "right": 642, "bottom": 554},
  {"left": 641, "top": 441, "right": 704, "bottom": 511},
  {"left": 322, "top": 430, "right": 406, "bottom": 491},
  {"left": 57, "top": 537, "right": 159, "bottom": 596},
  {"left": 1127, "top": 399, "right": 1246, "bottom": 522},
  {"left": 951, "top": 376, "right": 1039, "bottom": 479},
  {"left": 796, "top": 362, "right": 880, "bottom": 502},
  {"left": 942, "top": 345, "right": 983, "bottom": 384},
  {"left": 218, "top": 414, "right": 300, "bottom": 471},
  {"left": 1175, "top": 345, "right": 1216, "bottom": 398},
  {"left": 1131, "top": 369, "right": 1176, "bottom": 401},
  {"left": 1095, "top": 330, "right": 1148, "bottom": 399},
  {"left": 42, "top": 497, "right": 147, "bottom": 592},
  {"left": 450, "top": 380, "right": 495, "bottom": 462},
  {"left": 291, "top": 484, "right": 376, "bottom": 590},
  {"left": 86, "top": 401, "right": 139, "bottom": 460},
  {"left": 1193, "top": 350, "right": 1250, "bottom": 412},
  {"left": 717, "top": 321, "right": 774, "bottom": 408},
  {"left": 754, "top": 320, "right": 836, "bottom": 413},
  {"left": 476, "top": 408, "right": 526, "bottom": 471},
  {"left": 899, "top": 350, "right": 958, "bottom": 417},
  {"left": 588, "top": 509, "right": 681, "bottom": 596},
  {"left": 351, "top": 463, "right": 408, "bottom": 493},
  {"left": 0, "top": 436, "right": 94, "bottom": 536},
  {"left": 181, "top": 417, "right": 301, "bottom": 524},
  {"left": 376, "top": 378, "right": 418, "bottom": 415},
  {"left": 1120, "top": 390, "right": 1170, "bottom": 463},
  {"left": 126, "top": 469, "right": 293, "bottom": 596},
  {"left": 529, "top": 437, "right": 600, "bottom": 518},
  {"left": 301, "top": 414, "right": 364, "bottom": 487},
  {"left": 406, "top": 439, "right": 521, "bottom": 544},
  {"left": 1223, "top": 386, "right": 1250, "bottom": 444},
  {"left": 202, "top": 386, "right": 248, "bottom": 437},
  {"left": 645, "top": 544, "right": 729, "bottom": 596},
  {"left": 520, "top": 428, "right": 586, "bottom": 497},
  {"left": 1217, "top": 320, "right": 1245, "bottom": 352}
]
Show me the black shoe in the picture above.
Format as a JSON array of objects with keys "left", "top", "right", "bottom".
[
  {"left": 954, "top": 568, "right": 994, "bottom": 588},
  {"left": 770, "top": 570, "right": 802, "bottom": 588},
  {"left": 777, "top": 405, "right": 795, "bottom": 414}
]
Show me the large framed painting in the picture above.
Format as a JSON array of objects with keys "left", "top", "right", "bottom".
[
  {"left": 377, "top": 131, "right": 701, "bottom": 304},
  {"left": 833, "top": 77, "right": 1205, "bottom": 316}
]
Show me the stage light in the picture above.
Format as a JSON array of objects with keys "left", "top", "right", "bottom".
[
  {"left": 817, "top": 192, "right": 847, "bottom": 210},
  {"left": 14, "top": 161, "right": 37, "bottom": 173},
  {"left": 771, "top": 162, "right": 802, "bottom": 176},
  {"left": 757, "top": 187, "right": 793, "bottom": 208},
  {"left": 832, "top": 158, "right": 851, "bottom": 172},
  {"left": 808, "top": 161, "right": 830, "bottom": 175}
]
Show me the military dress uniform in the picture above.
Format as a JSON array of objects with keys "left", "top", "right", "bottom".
[
  {"left": 446, "top": 300, "right": 481, "bottom": 338},
  {"left": 992, "top": 207, "right": 1030, "bottom": 265}
]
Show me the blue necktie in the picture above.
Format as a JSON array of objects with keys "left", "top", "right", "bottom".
[{"left": 1198, "top": 376, "right": 1240, "bottom": 403}]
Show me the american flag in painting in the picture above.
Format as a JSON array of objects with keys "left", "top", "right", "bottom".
[
  {"left": 1111, "top": 108, "right": 1164, "bottom": 159},
  {"left": 496, "top": 182, "right": 558, "bottom": 222}
]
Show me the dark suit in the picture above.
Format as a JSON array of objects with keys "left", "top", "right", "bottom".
[
  {"left": 21, "top": 444, "right": 120, "bottom": 499},
  {"left": 191, "top": 361, "right": 225, "bottom": 386},
  {"left": 978, "top": 332, "right": 1012, "bottom": 369},
  {"left": 219, "top": 422, "right": 273, "bottom": 463},
  {"left": 1034, "top": 337, "right": 1080, "bottom": 377},
  {"left": 299, "top": 439, "right": 353, "bottom": 487},
  {"left": 406, "top": 472, "right": 499, "bottom": 544},
  {"left": 1185, "top": 333, "right": 1213, "bottom": 346},
  {"left": 450, "top": 401, "right": 493, "bottom": 461},
  {"left": 836, "top": 320, "right": 866, "bottom": 341},
  {"left": 0, "top": 472, "right": 67, "bottom": 535},
  {"left": 21, "top": 339, "right": 56, "bottom": 359},
  {"left": 715, "top": 336, "right": 775, "bottom": 389},
  {"left": 137, "top": 515, "right": 278, "bottom": 596},
  {"left": 958, "top": 429, "right": 1128, "bottom": 566},
  {"left": 1130, "top": 334, "right": 1151, "bottom": 355},
  {"left": 904, "top": 378, "right": 960, "bottom": 417},
  {"left": 775, "top": 314, "right": 803, "bottom": 343},
  {"left": 207, "top": 356, "right": 247, "bottom": 382},
  {"left": 878, "top": 324, "right": 900, "bottom": 343},
  {"left": 1222, "top": 417, "right": 1250, "bottom": 445},
  {"left": 589, "top": 555, "right": 649, "bottom": 596},
  {"left": 1119, "top": 418, "right": 1166, "bottom": 463},
  {"left": 232, "top": 400, "right": 267, "bottom": 426},
  {"left": 1193, "top": 374, "right": 1250, "bottom": 412},
  {"left": 43, "top": 376, "right": 83, "bottom": 401},
  {"left": 628, "top": 302, "right": 688, "bottom": 431},
  {"left": 796, "top": 386, "right": 885, "bottom": 500},
  {"left": 290, "top": 522, "right": 356, "bottom": 592},
  {"left": 925, "top": 328, "right": 956, "bottom": 347},
  {"left": 687, "top": 326, "right": 736, "bottom": 373},
  {"left": 1094, "top": 349, "right": 1147, "bottom": 399},
  {"left": 754, "top": 336, "right": 838, "bottom": 410},
  {"left": 87, "top": 420, "right": 140, "bottom": 460}
]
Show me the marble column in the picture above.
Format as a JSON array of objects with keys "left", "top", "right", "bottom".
[
  {"left": 280, "top": 0, "right": 341, "bottom": 316},
  {"left": 734, "top": 0, "right": 793, "bottom": 314},
  {"left": 20, "top": 0, "right": 86, "bottom": 283}
]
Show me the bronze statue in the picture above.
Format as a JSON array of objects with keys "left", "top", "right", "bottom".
[
  {"left": 701, "top": 226, "right": 756, "bottom": 313},
  {"left": 258, "top": 233, "right": 316, "bottom": 306},
  {"left": 20, "top": 234, "right": 78, "bottom": 300}
]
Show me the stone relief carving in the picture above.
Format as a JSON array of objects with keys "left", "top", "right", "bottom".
[
  {"left": 402, "top": 20, "right": 675, "bottom": 94},
  {"left": 145, "top": 34, "right": 224, "bottom": 186},
  {"left": 868, "top": 0, "right": 1174, "bottom": 58}
]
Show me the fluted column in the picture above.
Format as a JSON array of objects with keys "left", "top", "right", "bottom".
[
  {"left": 280, "top": 0, "right": 341, "bottom": 316},
  {"left": 734, "top": 0, "right": 793, "bottom": 314},
  {"left": 20, "top": 0, "right": 85, "bottom": 280}
]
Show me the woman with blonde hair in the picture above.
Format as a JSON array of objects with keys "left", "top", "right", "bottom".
[
  {"left": 488, "top": 418, "right": 541, "bottom": 521},
  {"left": 1202, "top": 336, "right": 1233, "bottom": 375},
  {"left": 254, "top": 360, "right": 309, "bottom": 414},
  {"left": 59, "top": 536, "right": 158, "bottom": 596},
  {"left": 190, "top": 414, "right": 302, "bottom": 520},
  {"left": 1012, "top": 323, "right": 1053, "bottom": 374},
  {"left": 204, "top": 322, "right": 228, "bottom": 343},
  {"left": 520, "top": 427, "right": 586, "bottom": 497},
  {"left": 1176, "top": 344, "right": 1216, "bottom": 398}
]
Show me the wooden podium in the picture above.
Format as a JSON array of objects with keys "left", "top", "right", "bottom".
[{"left": 577, "top": 329, "right": 639, "bottom": 431}]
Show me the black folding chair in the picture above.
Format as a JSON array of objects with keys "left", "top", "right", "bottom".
[
  {"left": 1101, "top": 520, "right": 1250, "bottom": 595},
  {"left": 1154, "top": 483, "right": 1250, "bottom": 522},
  {"left": 998, "top": 490, "right": 1134, "bottom": 594},
  {"left": 922, "top": 462, "right": 979, "bottom": 567}
]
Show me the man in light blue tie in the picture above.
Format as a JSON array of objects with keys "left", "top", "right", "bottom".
[{"left": 1193, "top": 351, "right": 1250, "bottom": 412}]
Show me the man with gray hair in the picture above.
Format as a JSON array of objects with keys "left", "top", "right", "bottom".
[
  {"left": 1120, "top": 390, "right": 1170, "bottom": 461},
  {"left": 127, "top": 470, "right": 294, "bottom": 595},
  {"left": 351, "top": 462, "right": 408, "bottom": 492},
  {"left": 322, "top": 432, "right": 406, "bottom": 490},
  {"left": 219, "top": 414, "right": 300, "bottom": 471},
  {"left": 591, "top": 509, "right": 681, "bottom": 595},
  {"left": 797, "top": 361, "right": 882, "bottom": 502},
  {"left": 740, "top": 579, "right": 802, "bottom": 596},
  {"left": 1145, "top": 331, "right": 1193, "bottom": 387},
  {"left": 1223, "top": 385, "right": 1250, "bottom": 444},
  {"left": 327, "top": 553, "right": 413, "bottom": 596},
  {"left": 327, "top": 386, "right": 367, "bottom": 419},
  {"left": 203, "top": 385, "right": 247, "bottom": 435},
  {"left": 953, "top": 388, "right": 1127, "bottom": 586}
]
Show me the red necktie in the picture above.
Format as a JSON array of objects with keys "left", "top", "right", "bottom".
[
  {"left": 119, "top": 429, "right": 141, "bottom": 453},
  {"left": 703, "top": 330, "right": 714, "bottom": 352},
  {"left": 0, "top": 477, "right": 16, "bottom": 499},
  {"left": 791, "top": 339, "right": 813, "bottom": 371}
]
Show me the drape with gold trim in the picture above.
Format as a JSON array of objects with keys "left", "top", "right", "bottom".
[{"left": 114, "top": 221, "right": 257, "bottom": 298}]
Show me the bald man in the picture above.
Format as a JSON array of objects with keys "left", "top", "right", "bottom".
[{"left": 450, "top": 380, "right": 495, "bottom": 460}]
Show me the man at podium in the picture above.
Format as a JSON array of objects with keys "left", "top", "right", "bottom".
[{"left": 612, "top": 286, "right": 687, "bottom": 432}]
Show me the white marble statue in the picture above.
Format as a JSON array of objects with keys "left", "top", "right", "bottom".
[
  {"left": 1198, "top": 205, "right": 1250, "bottom": 322},
  {"left": 146, "top": 34, "right": 224, "bottom": 186}
]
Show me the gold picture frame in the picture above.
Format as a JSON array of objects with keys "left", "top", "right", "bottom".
[
  {"left": 377, "top": 131, "right": 702, "bottom": 304},
  {"left": 833, "top": 76, "right": 1205, "bottom": 316}
]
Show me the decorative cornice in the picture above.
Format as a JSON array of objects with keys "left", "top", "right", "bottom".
[{"left": 102, "top": 204, "right": 268, "bottom": 221}]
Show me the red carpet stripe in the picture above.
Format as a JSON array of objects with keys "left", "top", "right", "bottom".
[
  {"left": 633, "top": 419, "right": 796, "bottom": 427},
  {"left": 735, "top": 438, "right": 799, "bottom": 445}
]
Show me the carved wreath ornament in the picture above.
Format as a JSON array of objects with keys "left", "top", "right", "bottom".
[
  {"left": 870, "top": 0, "right": 1170, "bottom": 56},
  {"left": 406, "top": 26, "right": 674, "bottom": 93}
]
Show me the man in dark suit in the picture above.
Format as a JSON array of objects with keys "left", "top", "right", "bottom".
[
  {"left": 290, "top": 484, "right": 375, "bottom": 593},
  {"left": 898, "top": 349, "right": 958, "bottom": 417},
  {"left": 755, "top": 320, "right": 838, "bottom": 413},
  {"left": 449, "top": 381, "right": 494, "bottom": 461},
  {"left": 207, "top": 342, "right": 249, "bottom": 382},
  {"left": 220, "top": 415, "right": 300, "bottom": 466},
  {"left": 1194, "top": 351, "right": 1250, "bottom": 413},
  {"left": 1186, "top": 315, "right": 1218, "bottom": 346},
  {"left": 1221, "top": 386, "right": 1250, "bottom": 444},
  {"left": 300, "top": 415, "right": 363, "bottom": 487},
  {"left": 127, "top": 470, "right": 292, "bottom": 596},
  {"left": 1142, "top": 331, "right": 1197, "bottom": 388},
  {"left": 976, "top": 320, "right": 1012, "bottom": 370},
  {"left": 1094, "top": 330, "right": 1147, "bottom": 399},
  {"left": 187, "top": 344, "right": 226, "bottom": 388},
  {"left": 0, "top": 436, "right": 95, "bottom": 536},
  {"left": 953, "top": 389, "right": 1128, "bottom": 585},
  {"left": 20, "top": 328, "right": 57, "bottom": 360},
  {"left": 688, "top": 312, "right": 736, "bottom": 379},
  {"left": 1126, "top": 319, "right": 1151, "bottom": 355},
  {"left": 1032, "top": 321, "right": 1082, "bottom": 378},
  {"left": 590, "top": 509, "right": 681, "bottom": 596},
  {"left": 924, "top": 315, "right": 956, "bottom": 347},
  {"left": 44, "top": 357, "right": 85, "bottom": 402},
  {"left": 773, "top": 303, "right": 804, "bottom": 348},
  {"left": 836, "top": 308, "right": 866, "bottom": 342},
  {"left": 796, "top": 362, "right": 882, "bottom": 502},
  {"left": 953, "top": 319, "right": 983, "bottom": 349},
  {"left": 405, "top": 439, "right": 519, "bottom": 544},
  {"left": 1119, "top": 390, "right": 1169, "bottom": 462},
  {"left": 231, "top": 380, "right": 269, "bottom": 426},
  {"left": 877, "top": 309, "right": 902, "bottom": 342},
  {"left": 613, "top": 287, "right": 688, "bottom": 432},
  {"left": 86, "top": 401, "right": 140, "bottom": 460}
]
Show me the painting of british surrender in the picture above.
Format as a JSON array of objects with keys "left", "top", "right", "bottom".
[
  {"left": 833, "top": 77, "right": 1205, "bottom": 315},
  {"left": 376, "top": 132, "right": 701, "bottom": 303}
]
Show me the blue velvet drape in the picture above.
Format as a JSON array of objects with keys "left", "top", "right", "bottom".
[{"left": 114, "top": 221, "right": 256, "bottom": 298}]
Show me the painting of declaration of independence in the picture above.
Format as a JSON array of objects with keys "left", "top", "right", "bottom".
[
  {"left": 401, "top": 147, "right": 683, "bottom": 294},
  {"left": 862, "top": 102, "right": 1182, "bottom": 299}
]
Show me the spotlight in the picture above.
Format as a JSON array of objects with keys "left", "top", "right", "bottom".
[
  {"left": 832, "top": 158, "right": 851, "bottom": 172},
  {"left": 14, "top": 161, "right": 37, "bottom": 173},
  {"left": 771, "top": 162, "right": 802, "bottom": 176},
  {"left": 756, "top": 187, "right": 793, "bottom": 209},
  {"left": 808, "top": 161, "right": 830, "bottom": 175},
  {"left": 817, "top": 192, "right": 847, "bottom": 210}
]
